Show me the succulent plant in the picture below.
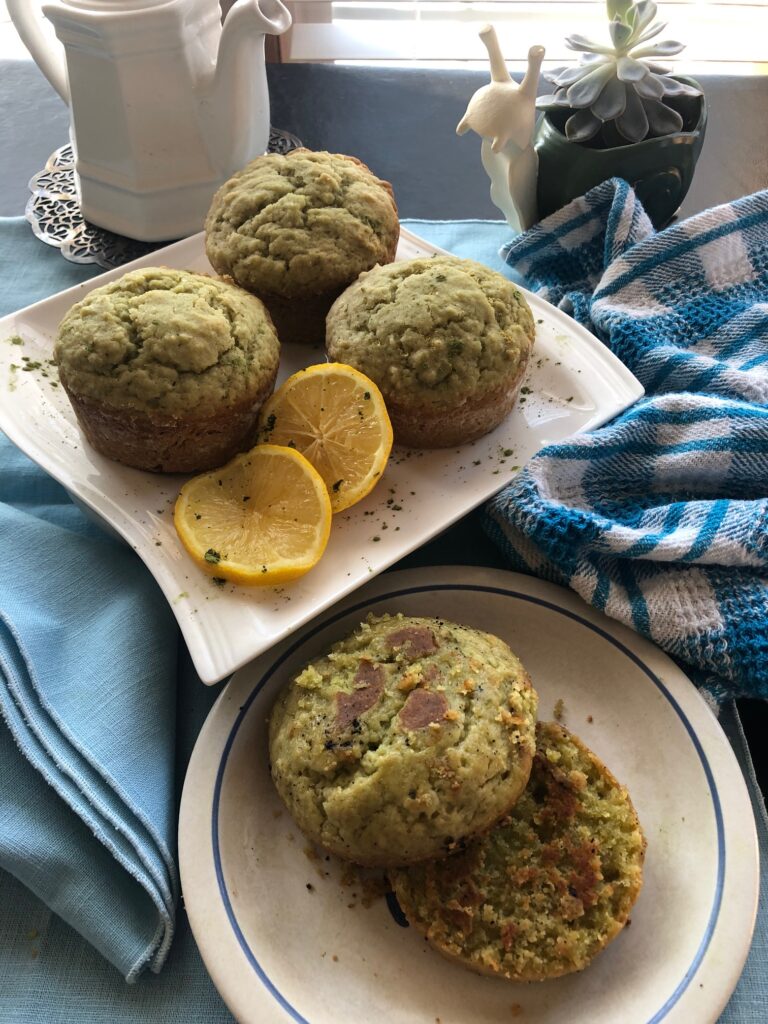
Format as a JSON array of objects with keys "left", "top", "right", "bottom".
[{"left": 536, "top": 0, "right": 702, "bottom": 144}]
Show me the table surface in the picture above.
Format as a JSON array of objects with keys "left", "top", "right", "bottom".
[{"left": 3, "top": 56, "right": 765, "bottom": 788}]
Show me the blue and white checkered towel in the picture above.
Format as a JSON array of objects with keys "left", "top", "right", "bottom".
[{"left": 486, "top": 180, "right": 768, "bottom": 702}]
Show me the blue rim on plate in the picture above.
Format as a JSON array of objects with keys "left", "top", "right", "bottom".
[{"left": 210, "top": 583, "right": 726, "bottom": 1024}]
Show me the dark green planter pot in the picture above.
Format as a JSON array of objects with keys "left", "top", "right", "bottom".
[{"left": 534, "top": 79, "right": 707, "bottom": 229}]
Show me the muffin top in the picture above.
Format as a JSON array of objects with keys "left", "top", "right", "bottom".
[
  {"left": 54, "top": 268, "right": 279, "bottom": 417},
  {"left": 390, "top": 722, "right": 646, "bottom": 981},
  {"left": 325, "top": 256, "right": 535, "bottom": 409},
  {"left": 204, "top": 150, "right": 399, "bottom": 299},
  {"left": 269, "top": 612, "right": 537, "bottom": 867}
]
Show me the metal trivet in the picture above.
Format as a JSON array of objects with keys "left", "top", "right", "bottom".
[{"left": 26, "top": 127, "right": 304, "bottom": 270}]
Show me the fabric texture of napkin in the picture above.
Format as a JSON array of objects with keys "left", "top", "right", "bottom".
[
  {"left": 0, "top": 220, "right": 179, "bottom": 981},
  {"left": 483, "top": 180, "right": 768, "bottom": 704}
]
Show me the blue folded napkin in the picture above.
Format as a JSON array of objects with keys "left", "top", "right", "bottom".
[
  {"left": 0, "top": 220, "right": 179, "bottom": 980},
  {"left": 482, "top": 180, "right": 768, "bottom": 705}
]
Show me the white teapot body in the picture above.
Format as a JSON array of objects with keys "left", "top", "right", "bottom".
[{"left": 9, "top": 0, "right": 291, "bottom": 241}]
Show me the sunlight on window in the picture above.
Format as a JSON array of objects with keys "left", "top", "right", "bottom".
[{"left": 282, "top": 0, "right": 768, "bottom": 72}]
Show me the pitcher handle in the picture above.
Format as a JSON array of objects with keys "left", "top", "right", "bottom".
[{"left": 7, "top": 0, "right": 69, "bottom": 103}]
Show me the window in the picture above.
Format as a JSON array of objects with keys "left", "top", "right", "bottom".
[{"left": 279, "top": 0, "right": 768, "bottom": 72}]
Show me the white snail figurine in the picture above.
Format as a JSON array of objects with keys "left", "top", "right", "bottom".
[{"left": 457, "top": 27, "right": 545, "bottom": 234}]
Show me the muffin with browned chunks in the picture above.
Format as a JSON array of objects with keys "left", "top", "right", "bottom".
[
  {"left": 269, "top": 613, "right": 538, "bottom": 867},
  {"left": 53, "top": 267, "right": 280, "bottom": 473},
  {"left": 325, "top": 256, "right": 535, "bottom": 447},
  {"left": 205, "top": 149, "right": 399, "bottom": 344},
  {"left": 390, "top": 721, "right": 646, "bottom": 981}
]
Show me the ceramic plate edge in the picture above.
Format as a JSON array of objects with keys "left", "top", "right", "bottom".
[{"left": 178, "top": 566, "right": 758, "bottom": 1024}]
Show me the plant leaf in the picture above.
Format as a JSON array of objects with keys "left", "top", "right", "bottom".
[
  {"left": 658, "top": 76, "right": 702, "bottom": 97},
  {"left": 567, "top": 62, "right": 618, "bottom": 107},
  {"left": 643, "top": 98, "right": 685, "bottom": 135},
  {"left": 565, "top": 109, "right": 602, "bottom": 142},
  {"left": 591, "top": 75, "right": 627, "bottom": 120},
  {"left": 606, "top": 0, "right": 634, "bottom": 23},
  {"left": 631, "top": 40, "right": 685, "bottom": 57},
  {"left": 633, "top": 71, "right": 665, "bottom": 98},
  {"left": 617, "top": 55, "right": 648, "bottom": 81},
  {"left": 565, "top": 33, "right": 602, "bottom": 48},
  {"left": 622, "top": 7, "right": 640, "bottom": 46},
  {"left": 610, "top": 18, "right": 634, "bottom": 50},
  {"left": 565, "top": 34, "right": 616, "bottom": 55},
  {"left": 542, "top": 65, "right": 567, "bottom": 84},
  {"left": 632, "top": 21, "right": 666, "bottom": 47},
  {"left": 632, "top": 0, "right": 658, "bottom": 35},
  {"left": 551, "top": 65, "right": 595, "bottom": 86},
  {"left": 615, "top": 88, "right": 649, "bottom": 141},
  {"left": 535, "top": 92, "right": 577, "bottom": 110}
]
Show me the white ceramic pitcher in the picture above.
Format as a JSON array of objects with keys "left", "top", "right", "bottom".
[{"left": 9, "top": 0, "right": 292, "bottom": 241}]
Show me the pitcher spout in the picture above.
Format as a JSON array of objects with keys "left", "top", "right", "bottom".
[
  {"left": 200, "top": 0, "right": 292, "bottom": 174},
  {"left": 222, "top": 0, "right": 292, "bottom": 39}
]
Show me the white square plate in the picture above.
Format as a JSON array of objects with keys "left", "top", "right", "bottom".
[{"left": 0, "top": 229, "right": 643, "bottom": 683}]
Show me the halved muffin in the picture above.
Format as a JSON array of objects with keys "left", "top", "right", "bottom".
[{"left": 390, "top": 722, "right": 646, "bottom": 980}]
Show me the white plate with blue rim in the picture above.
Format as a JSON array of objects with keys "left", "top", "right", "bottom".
[
  {"left": 0, "top": 228, "right": 643, "bottom": 685},
  {"left": 178, "top": 565, "right": 758, "bottom": 1024}
]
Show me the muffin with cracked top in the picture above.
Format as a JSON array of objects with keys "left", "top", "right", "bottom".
[
  {"left": 390, "top": 721, "right": 646, "bottom": 981},
  {"left": 54, "top": 267, "right": 280, "bottom": 473},
  {"left": 268, "top": 612, "right": 538, "bottom": 867},
  {"left": 204, "top": 149, "right": 399, "bottom": 344},
  {"left": 325, "top": 255, "right": 535, "bottom": 447}
]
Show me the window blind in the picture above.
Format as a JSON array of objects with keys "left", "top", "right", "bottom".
[{"left": 281, "top": 0, "right": 768, "bottom": 70}]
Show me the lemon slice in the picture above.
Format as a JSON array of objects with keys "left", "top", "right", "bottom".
[
  {"left": 258, "top": 362, "right": 393, "bottom": 513},
  {"left": 174, "top": 444, "right": 332, "bottom": 586}
]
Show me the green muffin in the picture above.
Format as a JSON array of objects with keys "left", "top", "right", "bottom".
[
  {"left": 269, "top": 613, "right": 538, "bottom": 867},
  {"left": 54, "top": 267, "right": 280, "bottom": 473},
  {"left": 325, "top": 256, "right": 535, "bottom": 447},
  {"left": 390, "top": 722, "right": 646, "bottom": 981},
  {"left": 205, "top": 150, "right": 399, "bottom": 344}
]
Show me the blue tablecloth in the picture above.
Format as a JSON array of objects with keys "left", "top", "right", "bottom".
[{"left": 0, "top": 217, "right": 765, "bottom": 1023}]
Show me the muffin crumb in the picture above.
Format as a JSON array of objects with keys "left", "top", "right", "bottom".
[{"left": 390, "top": 722, "right": 646, "bottom": 981}]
